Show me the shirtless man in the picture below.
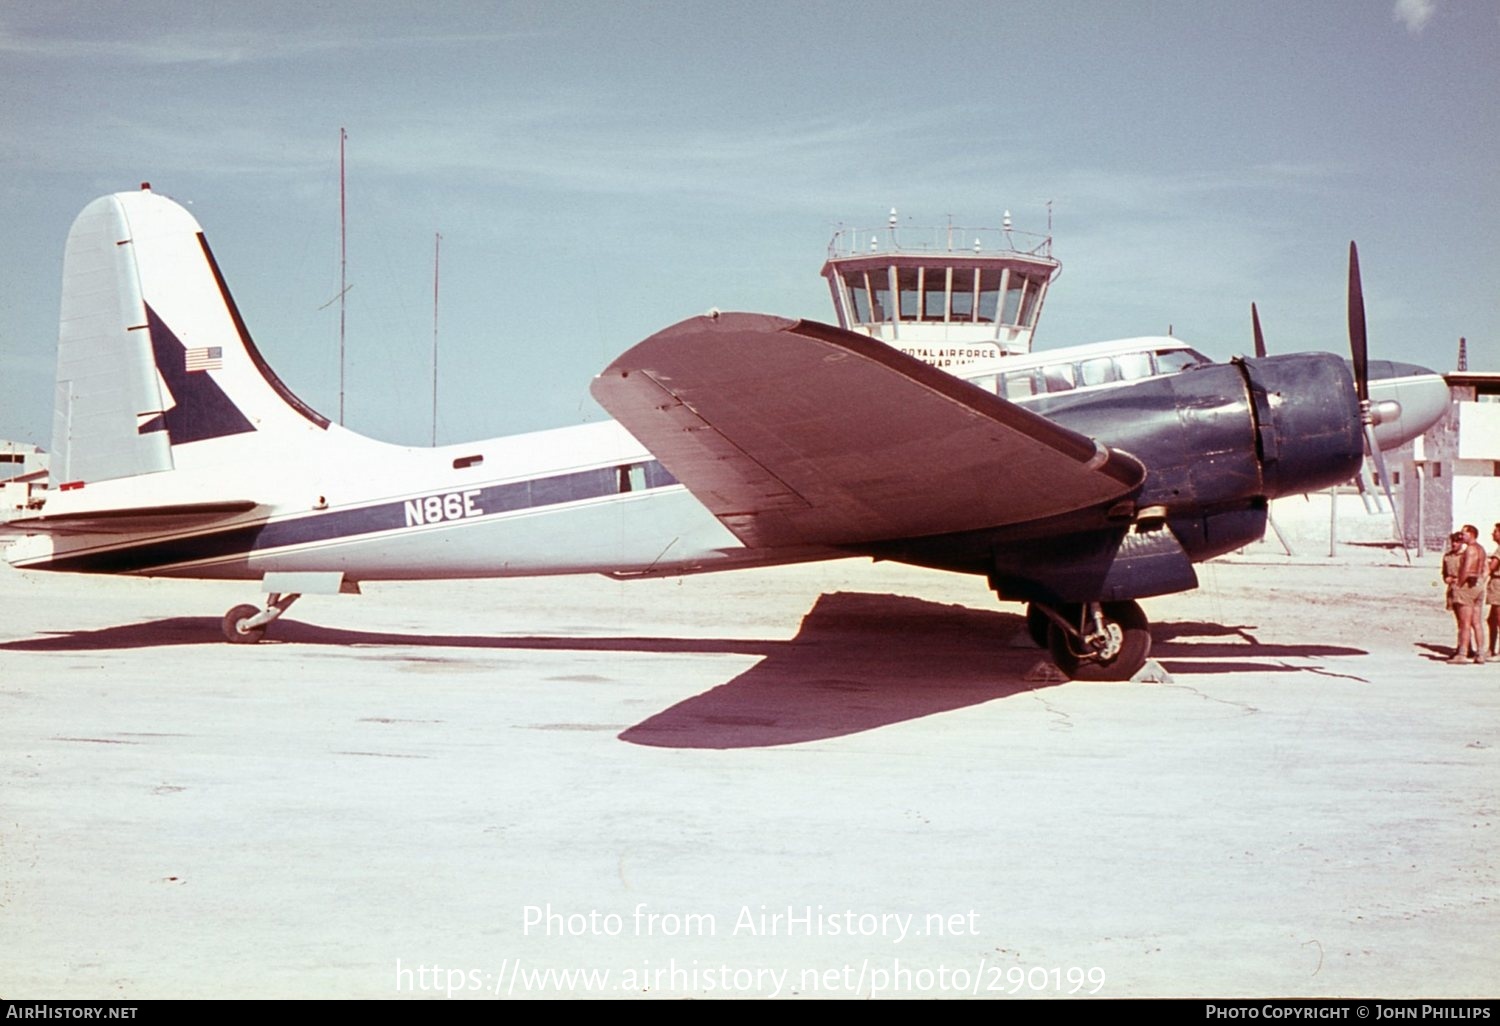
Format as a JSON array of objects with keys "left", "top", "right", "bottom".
[
  {"left": 1449, "top": 524, "right": 1487, "bottom": 664},
  {"left": 1487, "top": 523, "right": 1500, "bottom": 659}
]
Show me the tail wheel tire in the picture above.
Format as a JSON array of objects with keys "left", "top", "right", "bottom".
[
  {"left": 222, "top": 604, "right": 267, "bottom": 644},
  {"left": 1047, "top": 600, "right": 1150, "bottom": 681}
]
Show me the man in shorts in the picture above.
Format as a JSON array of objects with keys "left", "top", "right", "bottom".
[
  {"left": 1487, "top": 523, "right": 1500, "bottom": 660},
  {"left": 1449, "top": 525, "right": 1487, "bottom": 664}
]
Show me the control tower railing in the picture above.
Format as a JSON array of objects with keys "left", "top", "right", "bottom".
[{"left": 828, "top": 222, "right": 1053, "bottom": 260}]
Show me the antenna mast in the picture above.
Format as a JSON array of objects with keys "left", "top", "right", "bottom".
[
  {"left": 339, "top": 126, "right": 348, "bottom": 425},
  {"left": 432, "top": 232, "right": 441, "bottom": 447}
]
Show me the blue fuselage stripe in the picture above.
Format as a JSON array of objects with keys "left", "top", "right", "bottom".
[{"left": 31, "top": 460, "right": 679, "bottom": 574}]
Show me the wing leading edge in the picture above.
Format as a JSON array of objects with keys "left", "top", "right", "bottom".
[{"left": 592, "top": 313, "right": 1145, "bottom": 549}]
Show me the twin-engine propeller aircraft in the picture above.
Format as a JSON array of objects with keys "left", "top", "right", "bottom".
[{"left": 1, "top": 187, "right": 1448, "bottom": 680}]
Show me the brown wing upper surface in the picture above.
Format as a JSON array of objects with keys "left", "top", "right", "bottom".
[{"left": 591, "top": 313, "right": 1144, "bottom": 549}]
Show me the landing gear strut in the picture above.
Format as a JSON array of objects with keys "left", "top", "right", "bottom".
[
  {"left": 1030, "top": 600, "right": 1151, "bottom": 681},
  {"left": 221, "top": 592, "right": 301, "bottom": 644}
]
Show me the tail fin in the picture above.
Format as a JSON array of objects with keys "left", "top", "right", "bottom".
[{"left": 50, "top": 185, "right": 329, "bottom": 486}]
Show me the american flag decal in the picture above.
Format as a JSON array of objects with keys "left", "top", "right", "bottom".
[{"left": 185, "top": 346, "right": 223, "bottom": 372}]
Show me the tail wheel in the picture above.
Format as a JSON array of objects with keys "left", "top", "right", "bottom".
[
  {"left": 222, "top": 603, "right": 266, "bottom": 644},
  {"left": 1046, "top": 600, "right": 1151, "bottom": 681}
]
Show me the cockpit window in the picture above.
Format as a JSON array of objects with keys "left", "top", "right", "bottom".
[{"left": 1156, "top": 348, "right": 1208, "bottom": 374}]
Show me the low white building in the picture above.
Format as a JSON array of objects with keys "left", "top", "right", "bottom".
[
  {"left": 0, "top": 440, "right": 46, "bottom": 482},
  {"left": 1398, "top": 371, "right": 1500, "bottom": 551}
]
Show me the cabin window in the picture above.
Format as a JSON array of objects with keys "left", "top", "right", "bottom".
[
  {"left": 1043, "top": 364, "right": 1076, "bottom": 393},
  {"left": 1002, "top": 371, "right": 1039, "bottom": 399},
  {"left": 922, "top": 267, "right": 948, "bottom": 322},
  {"left": 1433, "top": 462, "right": 1442, "bottom": 478},
  {"left": 1079, "top": 357, "right": 1119, "bottom": 387},
  {"left": 951, "top": 268, "right": 977, "bottom": 322},
  {"left": 1116, "top": 352, "right": 1153, "bottom": 381},
  {"left": 977, "top": 268, "right": 1003, "bottom": 323}
]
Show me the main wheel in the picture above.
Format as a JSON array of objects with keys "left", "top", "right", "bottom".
[
  {"left": 1046, "top": 600, "right": 1151, "bottom": 681},
  {"left": 222, "top": 603, "right": 267, "bottom": 644},
  {"left": 1026, "top": 602, "right": 1080, "bottom": 649}
]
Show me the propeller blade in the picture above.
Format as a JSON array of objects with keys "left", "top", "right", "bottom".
[
  {"left": 1251, "top": 302, "right": 1266, "bottom": 359},
  {"left": 1348, "top": 241, "right": 1369, "bottom": 404}
]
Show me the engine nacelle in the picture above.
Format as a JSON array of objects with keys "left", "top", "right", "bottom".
[
  {"left": 1031, "top": 353, "right": 1363, "bottom": 514},
  {"left": 1235, "top": 353, "right": 1364, "bottom": 500}
]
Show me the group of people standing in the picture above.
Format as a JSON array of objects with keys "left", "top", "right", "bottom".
[{"left": 1443, "top": 523, "right": 1500, "bottom": 664}]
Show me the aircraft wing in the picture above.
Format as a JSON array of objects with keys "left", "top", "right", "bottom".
[{"left": 591, "top": 313, "right": 1145, "bottom": 549}]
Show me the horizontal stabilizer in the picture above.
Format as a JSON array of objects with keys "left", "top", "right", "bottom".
[
  {"left": 2, "top": 500, "right": 259, "bottom": 536},
  {"left": 592, "top": 314, "right": 1145, "bottom": 549}
]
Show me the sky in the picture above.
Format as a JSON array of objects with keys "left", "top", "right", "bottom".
[{"left": 1, "top": 0, "right": 1496, "bottom": 448}]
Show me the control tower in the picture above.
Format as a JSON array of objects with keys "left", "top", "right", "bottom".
[{"left": 822, "top": 210, "right": 1060, "bottom": 369}]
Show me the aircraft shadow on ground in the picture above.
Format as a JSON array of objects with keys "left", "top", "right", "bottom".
[{"left": 4, "top": 593, "right": 1368, "bottom": 749}]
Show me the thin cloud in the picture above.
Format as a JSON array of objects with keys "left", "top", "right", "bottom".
[
  {"left": 1393, "top": 0, "right": 1438, "bottom": 34},
  {"left": 0, "top": 17, "right": 533, "bottom": 66}
]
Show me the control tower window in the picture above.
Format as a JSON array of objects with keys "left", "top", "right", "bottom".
[
  {"left": 921, "top": 267, "right": 948, "bottom": 322},
  {"left": 845, "top": 269, "right": 893, "bottom": 322},
  {"left": 844, "top": 274, "right": 872, "bottom": 323},
  {"left": 951, "top": 268, "right": 977, "bottom": 322},
  {"left": 897, "top": 267, "right": 920, "bottom": 320},
  {"left": 1017, "top": 274, "right": 1041, "bottom": 326},
  {"left": 871, "top": 269, "right": 894, "bottom": 322},
  {"left": 977, "top": 268, "right": 1003, "bottom": 323}
]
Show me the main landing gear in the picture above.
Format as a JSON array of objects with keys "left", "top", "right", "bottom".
[
  {"left": 1027, "top": 600, "right": 1151, "bottom": 681},
  {"left": 221, "top": 592, "right": 301, "bottom": 644}
]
